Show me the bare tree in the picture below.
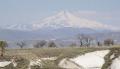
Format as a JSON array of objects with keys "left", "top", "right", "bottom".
[
  {"left": 34, "top": 40, "right": 47, "bottom": 48},
  {"left": 77, "top": 34, "right": 94, "bottom": 47},
  {"left": 77, "top": 34, "right": 84, "bottom": 47},
  {"left": 97, "top": 41, "right": 102, "bottom": 46},
  {"left": 48, "top": 41, "right": 57, "bottom": 47},
  {"left": 16, "top": 41, "right": 26, "bottom": 49}
]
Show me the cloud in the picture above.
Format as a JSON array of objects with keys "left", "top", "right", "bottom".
[
  {"left": 77, "top": 11, "right": 97, "bottom": 16},
  {"left": 73, "top": 10, "right": 113, "bottom": 20},
  {"left": 102, "top": 16, "right": 112, "bottom": 19}
]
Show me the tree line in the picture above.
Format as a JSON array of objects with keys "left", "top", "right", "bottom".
[
  {"left": 16, "top": 40, "right": 57, "bottom": 48},
  {"left": 77, "top": 34, "right": 115, "bottom": 47},
  {"left": 0, "top": 40, "right": 57, "bottom": 57},
  {"left": 0, "top": 36, "right": 116, "bottom": 57}
]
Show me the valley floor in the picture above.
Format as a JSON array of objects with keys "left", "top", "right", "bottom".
[{"left": 0, "top": 46, "right": 120, "bottom": 69}]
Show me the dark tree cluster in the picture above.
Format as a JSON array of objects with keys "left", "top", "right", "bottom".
[
  {"left": 16, "top": 41, "right": 26, "bottom": 49},
  {"left": 48, "top": 41, "right": 57, "bottom": 47},
  {"left": 34, "top": 40, "right": 47, "bottom": 48},
  {"left": 33, "top": 40, "right": 57, "bottom": 48},
  {"left": 104, "top": 39, "right": 114, "bottom": 46}
]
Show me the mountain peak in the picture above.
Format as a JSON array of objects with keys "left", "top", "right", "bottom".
[
  {"left": 1, "top": 11, "right": 120, "bottom": 31},
  {"left": 57, "top": 10, "right": 67, "bottom": 15},
  {"left": 57, "top": 10, "right": 71, "bottom": 16},
  {"left": 32, "top": 11, "right": 119, "bottom": 31}
]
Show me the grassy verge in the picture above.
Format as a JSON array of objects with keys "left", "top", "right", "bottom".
[{"left": 102, "top": 47, "right": 120, "bottom": 69}]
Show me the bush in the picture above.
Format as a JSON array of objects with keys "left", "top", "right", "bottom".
[
  {"left": 15, "top": 58, "right": 29, "bottom": 69},
  {"left": 31, "top": 65, "right": 41, "bottom": 69}
]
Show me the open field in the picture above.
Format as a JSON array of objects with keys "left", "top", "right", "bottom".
[
  {"left": 5, "top": 46, "right": 120, "bottom": 60},
  {"left": 2, "top": 45, "right": 120, "bottom": 69},
  {"left": 5, "top": 47, "right": 107, "bottom": 59}
]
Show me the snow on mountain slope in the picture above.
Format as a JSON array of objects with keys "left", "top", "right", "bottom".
[
  {"left": 3, "top": 24, "right": 27, "bottom": 31},
  {"left": 1, "top": 24, "right": 33, "bottom": 31},
  {"left": 1, "top": 11, "right": 119, "bottom": 31},
  {"left": 32, "top": 11, "right": 119, "bottom": 31}
]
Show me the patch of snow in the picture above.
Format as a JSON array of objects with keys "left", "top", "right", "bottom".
[
  {"left": 110, "top": 54, "right": 115, "bottom": 59},
  {"left": 0, "top": 61, "right": 11, "bottom": 67},
  {"left": 11, "top": 58, "right": 17, "bottom": 67},
  {"left": 110, "top": 56, "right": 120, "bottom": 69},
  {"left": 70, "top": 50, "right": 110, "bottom": 69},
  {"left": 29, "top": 59, "right": 42, "bottom": 66},
  {"left": 29, "top": 57, "right": 57, "bottom": 69},
  {"left": 41, "top": 57, "right": 57, "bottom": 61},
  {"left": 28, "top": 59, "right": 42, "bottom": 69},
  {"left": 58, "top": 58, "right": 84, "bottom": 69}
]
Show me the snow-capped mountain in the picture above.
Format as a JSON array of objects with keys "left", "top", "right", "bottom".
[
  {"left": 0, "top": 11, "right": 120, "bottom": 40},
  {"left": 1, "top": 11, "right": 119, "bottom": 31},
  {"left": 32, "top": 11, "right": 119, "bottom": 31}
]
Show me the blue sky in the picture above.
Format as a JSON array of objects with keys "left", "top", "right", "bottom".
[{"left": 0, "top": 0, "right": 120, "bottom": 27}]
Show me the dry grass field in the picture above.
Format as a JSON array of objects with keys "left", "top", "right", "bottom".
[{"left": 2, "top": 46, "right": 120, "bottom": 69}]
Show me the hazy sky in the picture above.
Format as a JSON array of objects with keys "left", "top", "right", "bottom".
[{"left": 0, "top": 0, "right": 120, "bottom": 27}]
